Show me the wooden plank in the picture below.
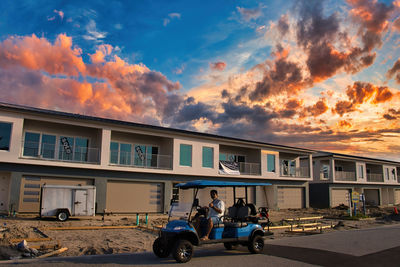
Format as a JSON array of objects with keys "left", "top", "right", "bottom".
[
  {"left": 265, "top": 222, "right": 321, "bottom": 231},
  {"left": 265, "top": 225, "right": 292, "bottom": 230},
  {"left": 289, "top": 225, "right": 332, "bottom": 232},
  {"left": 10, "top": 237, "right": 52, "bottom": 243},
  {"left": 45, "top": 225, "right": 138, "bottom": 231},
  {"left": 37, "top": 247, "right": 68, "bottom": 258},
  {"left": 285, "top": 216, "right": 324, "bottom": 221}
]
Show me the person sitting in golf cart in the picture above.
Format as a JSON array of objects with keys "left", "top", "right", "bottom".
[{"left": 195, "top": 189, "right": 225, "bottom": 241}]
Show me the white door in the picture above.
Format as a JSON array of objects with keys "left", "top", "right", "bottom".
[{"left": 73, "top": 190, "right": 88, "bottom": 215}]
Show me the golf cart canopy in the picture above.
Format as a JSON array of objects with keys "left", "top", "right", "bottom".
[{"left": 175, "top": 180, "right": 271, "bottom": 189}]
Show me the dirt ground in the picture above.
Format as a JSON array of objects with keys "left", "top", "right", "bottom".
[{"left": 1, "top": 206, "right": 399, "bottom": 261}]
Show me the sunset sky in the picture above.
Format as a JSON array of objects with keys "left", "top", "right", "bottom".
[{"left": 0, "top": 0, "right": 400, "bottom": 160}]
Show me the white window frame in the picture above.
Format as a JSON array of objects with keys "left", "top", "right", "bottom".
[
  {"left": 109, "top": 140, "right": 160, "bottom": 166},
  {"left": 22, "top": 131, "right": 91, "bottom": 161}
]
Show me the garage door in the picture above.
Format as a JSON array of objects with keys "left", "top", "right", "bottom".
[
  {"left": 277, "top": 187, "right": 304, "bottom": 209},
  {"left": 364, "top": 189, "right": 380, "bottom": 206},
  {"left": 331, "top": 189, "right": 350, "bottom": 207},
  {"left": 394, "top": 190, "right": 400, "bottom": 204},
  {"left": 106, "top": 181, "right": 163, "bottom": 213},
  {"left": 19, "top": 176, "right": 94, "bottom": 213}
]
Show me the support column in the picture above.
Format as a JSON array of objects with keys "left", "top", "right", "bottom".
[{"left": 94, "top": 178, "right": 107, "bottom": 213}]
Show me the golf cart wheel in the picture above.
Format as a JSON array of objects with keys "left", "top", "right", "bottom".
[
  {"left": 248, "top": 235, "right": 264, "bottom": 254},
  {"left": 172, "top": 239, "right": 193, "bottom": 263},
  {"left": 56, "top": 210, "right": 69, "bottom": 222},
  {"left": 153, "top": 237, "right": 170, "bottom": 258},
  {"left": 224, "top": 242, "right": 238, "bottom": 250}
]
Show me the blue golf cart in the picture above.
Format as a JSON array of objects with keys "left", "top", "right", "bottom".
[{"left": 153, "top": 180, "right": 272, "bottom": 263}]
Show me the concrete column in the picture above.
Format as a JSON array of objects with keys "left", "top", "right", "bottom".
[
  {"left": 331, "top": 159, "right": 335, "bottom": 181},
  {"left": 163, "top": 181, "right": 173, "bottom": 214},
  {"left": 304, "top": 182, "right": 310, "bottom": 208},
  {"left": 309, "top": 155, "right": 313, "bottom": 179},
  {"left": 100, "top": 128, "right": 111, "bottom": 167},
  {"left": 94, "top": 178, "right": 107, "bottom": 213},
  {"left": 8, "top": 172, "right": 22, "bottom": 213}
]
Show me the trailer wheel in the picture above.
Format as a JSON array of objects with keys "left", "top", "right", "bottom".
[
  {"left": 172, "top": 239, "right": 193, "bottom": 263},
  {"left": 56, "top": 210, "right": 69, "bottom": 222},
  {"left": 248, "top": 235, "right": 264, "bottom": 254}
]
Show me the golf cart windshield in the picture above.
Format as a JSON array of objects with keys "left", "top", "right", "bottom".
[{"left": 169, "top": 201, "right": 195, "bottom": 221}]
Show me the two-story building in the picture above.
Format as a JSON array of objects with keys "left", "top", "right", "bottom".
[
  {"left": 310, "top": 152, "right": 400, "bottom": 208},
  {"left": 0, "top": 103, "right": 314, "bottom": 215}
]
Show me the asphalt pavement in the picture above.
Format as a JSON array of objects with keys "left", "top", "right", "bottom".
[{"left": 2, "top": 224, "right": 400, "bottom": 266}]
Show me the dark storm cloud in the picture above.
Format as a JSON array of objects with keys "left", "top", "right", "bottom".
[{"left": 249, "top": 58, "right": 305, "bottom": 101}]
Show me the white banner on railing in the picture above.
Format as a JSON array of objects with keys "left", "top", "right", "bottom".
[{"left": 219, "top": 160, "right": 240, "bottom": 175}]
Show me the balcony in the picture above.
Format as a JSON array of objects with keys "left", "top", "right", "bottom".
[
  {"left": 335, "top": 171, "right": 356, "bottom": 181},
  {"left": 280, "top": 166, "right": 310, "bottom": 178},
  {"left": 22, "top": 141, "right": 100, "bottom": 164},
  {"left": 367, "top": 173, "right": 384, "bottom": 182},
  {"left": 110, "top": 150, "right": 172, "bottom": 170},
  {"left": 219, "top": 161, "right": 261, "bottom": 175}
]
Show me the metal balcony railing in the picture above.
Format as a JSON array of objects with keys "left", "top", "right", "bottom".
[
  {"left": 110, "top": 150, "right": 172, "bottom": 170},
  {"left": 21, "top": 141, "right": 100, "bottom": 163},
  {"left": 367, "top": 173, "right": 384, "bottom": 182},
  {"left": 335, "top": 171, "right": 356, "bottom": 181},
  {"left": 238, "top": 162, "right": 261, "bottom": 175},
  {"left": 218, "top": 161, "right": 261, "bottom": 175},
  {"left": 280, "top": 166, "right": 310, "bottom": 178}
]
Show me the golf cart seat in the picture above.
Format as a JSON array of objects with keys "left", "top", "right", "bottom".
[{"left": 224, "top": 206, "right": 250, "bottom": 227}]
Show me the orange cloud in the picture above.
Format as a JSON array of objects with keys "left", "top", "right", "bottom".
[
  {"left": 0, "top": 34, "right": 86, "bottom": 76},
  {"left": 306, "top": 99, "right": 329, "bottom": 117},
  {"left": 334, "top": 81, "right": 394, "bottom": 116},
  {"left": 90, "top": 44, "right": 113, "bottom": 64},
  {"left": 210, "top": 61, "right": 226, "bottom": 71},
  {"left": 347, "top": 0, "right": 391, "bottom": 34},
  {"left": 338, "top": 120, "right": 352, "bottom": 128},
  {"left": 0, "top": 34, "right": 181, "bottom": 123}
]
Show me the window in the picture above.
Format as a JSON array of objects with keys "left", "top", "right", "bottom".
[
  {"left": 391, "top": 168, "right": 396, "bottom": 180},
  {"left": 23, "top": 132, "right": 40, "bottom": 156},
  {"left": 202, "top": 147, "right": 214, "bottom": 168},
  {"left": 219, "top": 153, "right": 245, "bottom": 162},
  {"left": 335, "top": 165, "right": 343, "bottom": 172},
  {"left": 59, "top": 136, "right": 74, "bottom": 160},
  {"left": 281, "top": 159, "right": 296, "bottom": 176},
  {"left": 358, "top": 165, "right": 364, "bottom": 179},
  {"left": 110, "top": 142, "right": 159, "bottom": 167},
  {"left": 145, "top": 146, "right": 159, "bottom": 167},
  {"left": 74, "top": 137, "right": 89, "bottom": 161},
  {"left": 180, "top": 144, "right": 192, "bottom": 167},
  {"left": 110, "top": 142, "right": 119, "bottom": 164},
  {"left": 119, "top": 143, "right": 132, "bottom": 165},
  {"left": 267, "top": 154, "right": 275, "bottom": 172},
  {"left": 320, "top": 164, "right": 330, "bottom": 179},
  {"left": 0, "top": 122, "right": 12, "bottom": 151},
  {"left": 41, "top": 134, "right": 56, "bottom": 159},
  {"left": 385, "top": 168, "right": 390, "bottom": 180}
]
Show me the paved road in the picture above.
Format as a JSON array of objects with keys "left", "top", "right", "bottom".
[{"left": 2, "top": 224, "right": 400, "bottom": 266}]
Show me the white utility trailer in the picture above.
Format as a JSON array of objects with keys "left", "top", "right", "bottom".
[{"left": 40, "top": 184, "right": 96, "bottom": 221}]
